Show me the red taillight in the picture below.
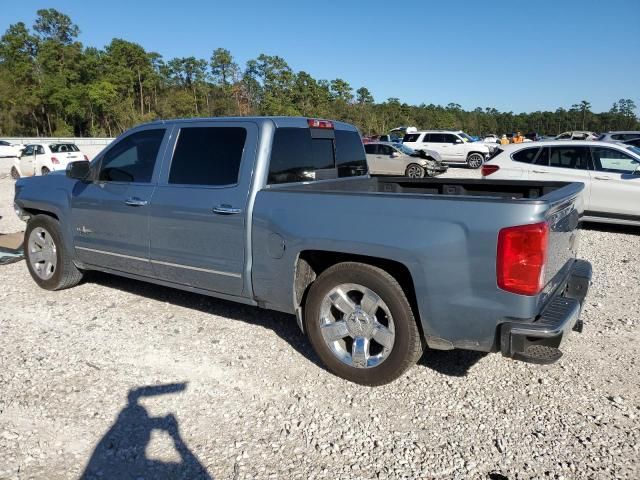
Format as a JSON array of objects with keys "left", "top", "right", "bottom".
[
  {"left": 482, "top": 164, "right": 500, "bottom": 176},
  {"left": 51, "top": 156, "right": 59, "bottom": 164},
  {"left": 307, "top": 118, "right": 334, "bottom": 129},
  {"left": 83, "top": 155, "right": 89, "bottom": 161},
  {"left": 497, "top": 222, "right": 549, "bottom": 296}
]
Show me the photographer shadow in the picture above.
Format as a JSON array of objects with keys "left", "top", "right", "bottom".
[{"left": 80, "top": 383, "right": 212, "bottom": 480}]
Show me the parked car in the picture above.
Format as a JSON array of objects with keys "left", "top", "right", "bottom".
[
  {"left": 481, "top": 141, "right": 640, "bottom": 225},
  {"left": 365, "top": 142, "right": 447, "bottom": 177},
  {"left": 483, "top": 134, "right": 500, "bottom": 143},
  {"left": 11, "top": 143, "right": 88, "bottom": 178},
  {"left": 597, "top": 131, "right": 640, "bottom": 143},
  {"left": 14, "top": 116, "right": 591, "bottom": 385},
  {"left": 0, "top": 140, "right": 24, "bottom": 158},
  {"left": 623, "top": 138, "right": 640, "bottom": 148},
  {"left": 401, "top": 130, "right": 492, "bottom": 168},
  {"left": 555, "top": 131, "right": 598, "bottom": 141}
]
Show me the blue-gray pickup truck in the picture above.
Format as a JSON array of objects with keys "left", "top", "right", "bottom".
[{"left": 13, "top": 117, "right": 592, "bottom": 385}]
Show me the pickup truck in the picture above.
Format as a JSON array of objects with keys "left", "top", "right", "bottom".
[{"left": 13, "top": 117, "right": 592, "bottom": 385}]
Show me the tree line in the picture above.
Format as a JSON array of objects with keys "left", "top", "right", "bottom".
[{"left": 0, "top": 9, "right": 638, "bottom": 138}]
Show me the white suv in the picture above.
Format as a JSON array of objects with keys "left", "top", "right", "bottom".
[{"left": 402, "top": 130, "right": 492, "bottom": 168}]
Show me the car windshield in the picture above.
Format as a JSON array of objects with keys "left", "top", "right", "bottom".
[
  {"left": 50, "top": 143, "right": 80, "bottom": 153},
  {"left": 458, "top": 132, "right": 474, "bottom": 142},
  {"left": 396, "top": 144, "right": 415, "bottom": 155},
  {"left": 626, "top": 145, "right": 640, "bottom": 158}
]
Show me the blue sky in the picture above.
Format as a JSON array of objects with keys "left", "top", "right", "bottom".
[{"left": 4, "top": 0, "right": 639, "bottom": 113}]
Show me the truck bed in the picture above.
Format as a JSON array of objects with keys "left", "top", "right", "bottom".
[{"left": 273, "top": 176, "right": 583, "bottom": 203}]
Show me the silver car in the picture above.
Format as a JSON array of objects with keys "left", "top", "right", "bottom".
[
  {"left": 364, "top": 142, "right": 446, "bottom": 178},
  {"left": 597, "top": 131, "right": 640, "bottom": 143}
]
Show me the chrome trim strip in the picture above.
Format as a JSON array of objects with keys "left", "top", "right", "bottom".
[
  {"left": 76, "top": 246, "right": 242, "bottom": 278},
  {"left": 76, "top": 246, "right": 148, "bottom": 262},
  {"left": 150, "top": 259, "right": 242, "bottom": 278}
]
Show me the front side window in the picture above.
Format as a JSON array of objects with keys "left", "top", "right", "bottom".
[
  {"left": 168, "top": 127, "right": 246, "bottom": 186},
  {"left": 548, "top": 146, "right": 590, "bottom": 170},
  {"left": 557, "top": 133, "right": 571, "bottom": 140},
  {"left": 98, "top": 129, "right": 165, "bottom": 183},
  {"left": 443, "top": 134, "right": 459, "bottom": 143},
  {"left": 364, "top": 144, "right": 377, "bottom": 154},
  {"left": 22, "top": 145, "right": 34, "bottom": 156},
  {"left": 591, "top": 147, "right": 639, "bottom": 174},
  {"left": 512, "top": 147, "right": 540, "bottom": 164},
  {"left": 378, "top": 145, "right": 394, "bottom": 155}
]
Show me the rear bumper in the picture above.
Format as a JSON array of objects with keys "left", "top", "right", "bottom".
[{"left": 500, "top": 259, "right": 592, "bottom": 364}]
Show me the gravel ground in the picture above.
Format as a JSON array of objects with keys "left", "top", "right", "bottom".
[{"left": 0, "top": 167, "right": 638, "bottom": 479}]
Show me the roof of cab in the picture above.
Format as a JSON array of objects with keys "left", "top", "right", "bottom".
[{"left": 140, "top": 116, "right": 358, "bottom": 132}]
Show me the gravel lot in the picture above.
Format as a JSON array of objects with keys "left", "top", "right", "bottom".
[{"left": 0, "top": 165, "right": 638, "bottom": 479}]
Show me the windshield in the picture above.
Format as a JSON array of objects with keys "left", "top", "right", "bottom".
[
  {"left": 396, "top": 144, "right": 415, "bottom": 155},
  {"left": 627, "top": 145, "right": 640, "bottom": 158},
  {"left": 50, "top": 143, "right": 80, "bottom": 153},
  {"left": 458, "top": 132, "right": 474, "bottom": 142}
]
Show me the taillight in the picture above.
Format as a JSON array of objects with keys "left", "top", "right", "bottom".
[
  {"left": 83, "top": 155, "right": 89, "bottom": 161},
  {"left": 497, "top": 222, "right": 549, "bottom": 296},
  {"left": 51, "top": 156, "right": 59, "bottom": 164},
  {"left": 307, "top": 118, "right": 334, "bottom": 129},
  {"left": 482, "top": 164, "right": 500, "bottom": 176}
]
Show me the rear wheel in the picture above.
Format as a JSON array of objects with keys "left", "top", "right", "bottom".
[
  {"left": 24, "top": 215, "right": 84, "bottom": 291},
  {"left": 41, "top": 166, "right": 50, "bottom": 175},
  {"left": 466, "top": 153, "right": 484, "bottom": 169},
  {"left": 10, "top": 166, "right": 20, "bottom": 179},
  {"left": 405, "top": 163, "right": 426, "bottom": 178},
  {"left": 304, "top": 262, "right": 423, "bottom": 386}
]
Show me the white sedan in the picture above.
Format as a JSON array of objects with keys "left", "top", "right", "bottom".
[
  {"left": 11, "top": 143, "right": 88, "bottom": 178},
  {"left": 0, "top": 140, "right": 23, "bottom": 158},
  {"left": 481, "top": 141, "right": 640, "bottom": 225}
]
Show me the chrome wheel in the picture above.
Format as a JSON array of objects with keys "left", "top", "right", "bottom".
[
  {"left": 467, "top": 153, "right": 484, "bottom": 169},
  {"left": 28, "top": 227, "right": 57, "bottom": 280},
  {"left": 405, "top": 164, "right": 425, "bottom": 178},
  {"left": 319, "top": 283, "right": 395, "bottom": 369}
]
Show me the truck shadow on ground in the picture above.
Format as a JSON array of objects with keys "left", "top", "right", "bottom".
[
  {"left": 86, "top": 271, "right": 482, "bottom": 377},
  {"left": 80, "top": 383, "right": 213, "bottom": 480},
  {"left": 580, "top": 222, "right": 640, "bottom": 235}
]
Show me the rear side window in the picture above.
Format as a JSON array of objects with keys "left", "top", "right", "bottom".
[
  {"left": 268, "top": 128, "right": 365, "bottom": 184},
  {"left": 511, "top": 147, "right": 540, "bottom": 164},
  {"left": 335, "top": 130, "right": 367, "bottom": 177},
  {"left": 169, "top": 127, "right": 247, "bottom": 186},
  {"left": 403, "top": 133, "right": 421, "bottom": 142},
  {"left": 99, "top": 129, "right": 165, "bottom": 183},
  {"left": 548, "top": 146, "right": 590, "bottom": 170}
]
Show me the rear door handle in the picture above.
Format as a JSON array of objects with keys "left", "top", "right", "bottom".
[
  {"left": 125, "top": 197, "right": 148, "bottom": 207},
  {"left": 532, "top": 169, "right": 548, "bottom": 173},
  {"left": 212, "top": 204, "right": 242, "bottom": 215},
  {"left": 594, "top": 175, "right": 611, "bottom": 180}
]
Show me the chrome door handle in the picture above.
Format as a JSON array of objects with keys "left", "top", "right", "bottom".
[
  {"left": 125, "top": 197, "right": 148, "bottom": 206},
  {"left": 212, "top": 205, "right": 242, "bottom": 215},
  {"left": 532, "top": 169, "right": 548, "bottom": 173},
  {"left": 594, "top": 175, "right": 611, "bottom": 180}
]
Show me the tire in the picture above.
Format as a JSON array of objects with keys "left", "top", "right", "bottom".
[
  {"left": 10, "top": 166, "right": 20, "bottom": 179},
  {"left": 41, "top": 167, "right": 50, "bottom": 175},
  {"left": 466, "top": 153, "right": 484, "bottom": 169},
  {"left": 405, "top": 163, "right": 426, "bottom": 178},
  {"left": 304, "top": 262, "right": 423, "bottom": 386},
  {"left": 24, "top": 214, "right": 84, "bottom": 291}
]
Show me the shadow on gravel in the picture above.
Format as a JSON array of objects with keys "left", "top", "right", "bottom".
[
  {"left": 85, "top": 271, "right": 323, "bottom": 368},
  {"left": 418, "top": 349, "right": 487, "bottom": 377},
  {"left": 580, "top": 222, "right": 640, "bottom": 235},
  {"left": 81, "top": 383, "right": 212, "bottom": 480}
]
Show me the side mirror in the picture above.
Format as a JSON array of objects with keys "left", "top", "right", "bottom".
[
  {"left": 455, "top": 139, "right": 463, "bottom": 144},
  {"left": 66, "top": 161, "right": 90, "bottom": 181},
  {"left": 391, "top": 151, "right": 401, "bottom": 158}
]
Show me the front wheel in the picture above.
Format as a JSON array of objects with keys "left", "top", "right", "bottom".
[
  {"left": 466, "top": 153, "right": 485, "bottom": 169},
  {"left": 10, "top": 166, "right": 20, "bottom": 179},
  {"left": 24, "top": 215, "right": 84, "bottom": 290},
  {"left": 304, "top": 262, "right": 424, "bottom": 386},
  {"left": 41, "top": 166, "right": 51, "bottom": 175},
  {"left": 405, "top": 163, "right": 426, "bottom": 178}
]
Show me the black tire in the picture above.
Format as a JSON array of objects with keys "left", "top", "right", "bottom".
[
  {"left": 10, "top": 166, "right": 20, "bottom": 179},
  {"left": 466, "top": 152, "right": 484, "bottom": 169},
  {"left": 405, "top": 163, "right": 426, "bottom": 178},
  {"left": 24, "top": 215, "right": 84, "bottom": 291},
  {"left": 41, "top": 167, "right": 50, "bottom": 175},
  {"left": 304, "top": 262, "right": 423, "bottom": 386}
]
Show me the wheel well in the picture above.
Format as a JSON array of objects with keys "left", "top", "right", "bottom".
[
  {"left": 23, "top": 208, "right": 59, "bottom": 221},
  {"left": 294, "top": 250, "right": 422, "bottom": 327},
  {"left": 467, "top": 151, "right": 485, "bottom": 157}
]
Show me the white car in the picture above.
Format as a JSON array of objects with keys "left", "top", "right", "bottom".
[
  {"left": 402, "top": 130, "right": 492, "bottom": 169},
  {"left": 11, "top": 142, "right": 88, "bottom": 178},
  {"left": 364, "top": 142, "right": 446, "bottom": 178},
  {"left": 555, "top": 131, "right": 598, "bottom": 141},
  {"left": 0, "top": 140, "right": 24, "bottom": 158},
  {"left": 482, "top": 141, "right": 640, "bottom": 225}
]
